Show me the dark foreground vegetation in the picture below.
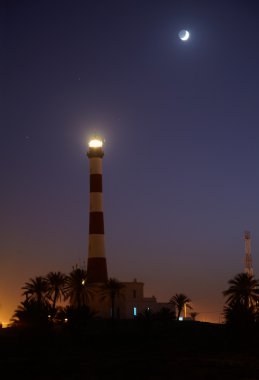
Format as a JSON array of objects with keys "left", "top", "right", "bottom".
[
  {"left": 1, "top": 320, "right": 259, "bottom": 380},
  {"left": 2, "top": 271, "right": 259, "bottom": 378}
]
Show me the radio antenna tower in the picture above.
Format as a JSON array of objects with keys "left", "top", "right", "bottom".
[{"left": 243, "top": 231, "right": 253, "bottom": 277}]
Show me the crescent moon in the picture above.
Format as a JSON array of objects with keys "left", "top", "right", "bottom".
[{"left": 179, "top": 30, "right": 190, "bottom": 41}]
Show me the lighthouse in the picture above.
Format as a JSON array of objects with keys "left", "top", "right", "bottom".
[
  {"left": 85, "top": 137, "right": 175, "bottom": 319},
  {"left": 86, "top": 138, "right": 108, "bottom": 283}
]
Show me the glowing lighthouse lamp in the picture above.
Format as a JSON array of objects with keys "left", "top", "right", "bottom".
[{"left": 88, "top": 138, "right": 103, "bottom": 148}]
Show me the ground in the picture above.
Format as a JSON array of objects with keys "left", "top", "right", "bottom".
[{"left": 1, "top": 321, "right": 259, "bottom": 379}]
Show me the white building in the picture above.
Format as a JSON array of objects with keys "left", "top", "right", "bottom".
[{"left": 117, "top": 279, "right": 174, "bottom": 319}]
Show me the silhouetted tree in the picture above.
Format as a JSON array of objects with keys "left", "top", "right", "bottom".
[
  {"left": 101, "top": 278, "right": 124, "bottom": 319},
  {"left": 22, "top": 276, "right": 49, "bottom": 307},
  {"left": 223, "top": 302, "right": 256, "bottom": 326},
  {"left": 46, "top": 271, "right": 66, "bottom": 316},
  {"left": 11, "top": 299, "right": 52, "bottom": 328},
  {"left": 223, "top": 273, "right": 259, "bottom": 326},
  {"left": 169, "top": 293, "right": 192, "bottom": 320},
  {"left": 64, "top": 267, "right": 94, "bottom": 308},
  {"left": 223, "top": 273, "right": 259, "bottom": 309}
]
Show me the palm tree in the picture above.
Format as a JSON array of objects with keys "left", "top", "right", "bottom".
[
  {"left": 223, "top": 302, "right": 255, "bottom": 326},
  {"left": 11, "top": 299, "right": 52, "bottom": 327},
  {"left": 46, "top": 271, "right": 67, "bottom": 316},
  {"left": 64, "top": 267, "right": 94, "bottom": 308},
  {"left": 22, "top": 276, "right": 49, "bottom": 307},
  {"left": 223, "top": 273, "right": 259, "bottom": 309},
  {"left": 101, "top": 278, "right": 124, "bottom": 319},
  {"left": 169, "top": 293, "right": 192, "bottom": 320}
]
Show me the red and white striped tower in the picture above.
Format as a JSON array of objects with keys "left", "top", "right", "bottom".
[{"left": 86, "top": 138, "right": 108, "bottom": 283}]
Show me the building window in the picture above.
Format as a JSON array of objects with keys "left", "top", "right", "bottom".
[
  {"left": 133, "top": 307, "right": 137, "bottom": 317},
  {"left": 133, "top": 290, "right": 136, "bottom": 298}
]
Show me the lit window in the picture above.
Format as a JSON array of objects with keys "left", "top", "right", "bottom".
[{"left": 133, "top": 307, "right": 137, "bottom": 317}]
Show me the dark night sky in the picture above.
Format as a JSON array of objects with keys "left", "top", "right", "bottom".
[{"left": 1, "top": 0, "right": 259, "bottom": 323}]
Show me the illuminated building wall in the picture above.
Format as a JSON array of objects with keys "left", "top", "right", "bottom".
[{"left": 118, "top": 279, "right": 175, "bottom": 319}]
